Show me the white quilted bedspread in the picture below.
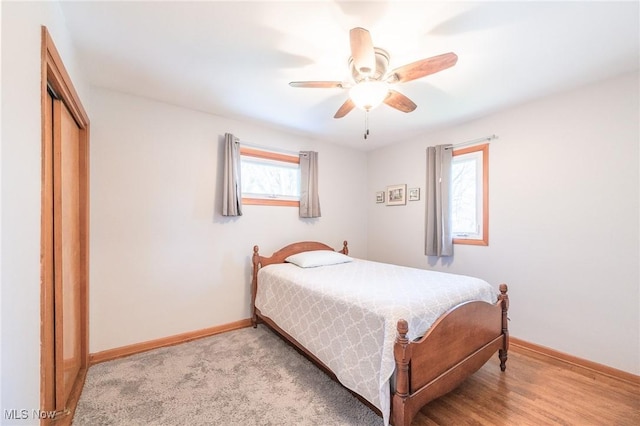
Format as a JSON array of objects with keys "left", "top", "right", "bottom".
[{"left": 255, "top": 259, "right": 496, "bottom": 425}]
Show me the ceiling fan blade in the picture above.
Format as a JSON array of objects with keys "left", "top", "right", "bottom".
[
  {"left": 289, "top": 81, "right": 344, "bottom": 89},
  {"left": 334, "top": 98, "right": 355, "bottom": 119},
  {"left": 388, "top": 52, "right": 458, "bottom": 83},
  {"left": 384, "top": 90, "right": 417, "bottom": 113},
  {"left": 350, "top": 27, "right": 376, "bottom": 76}
]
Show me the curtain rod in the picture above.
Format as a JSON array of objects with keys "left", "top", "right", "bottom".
[{"left": 445, "top": 134, "right": 498, "bottom": 150}]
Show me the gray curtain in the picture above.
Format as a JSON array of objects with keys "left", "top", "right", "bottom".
[
  {"left": 222, "top": 133, "right": 242, "bottom": 216},
  {"left": 425, "top": 144, "right": 453, "bottom": 256},
  {"left": 299, "top": 151, "right": 321, "bottom": 218}
]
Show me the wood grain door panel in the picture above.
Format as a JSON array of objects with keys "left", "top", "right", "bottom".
[{"left": 53, "top": 98, "right": 83, "bottom": 409}]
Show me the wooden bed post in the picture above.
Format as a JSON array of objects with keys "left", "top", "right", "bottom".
[
  {"left": 498, "top": 283, "right": 509, "bottom": 371},
  {"left": 392, "top": 319, "right": 412, "bottom": 426},
  {"left": 341, "top": 240, "right": 349, "bottom": 255},
  {"left": 251, "top": 245, "right": 260, "bottom": 328}
]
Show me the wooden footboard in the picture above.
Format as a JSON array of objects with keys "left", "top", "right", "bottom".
[
  {"left": 251, "top": 241, "right": 509, "bottom": 426},
  {"left": 392, "top": 284, "right": 509, "bottom": 426}
]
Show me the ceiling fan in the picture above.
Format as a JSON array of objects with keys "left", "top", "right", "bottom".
[{"left": 289, "top": 27, "right": 458, "bottom": 121}]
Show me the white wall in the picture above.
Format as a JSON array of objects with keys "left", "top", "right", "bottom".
[
  {"left": 1, "top": 0, "right": 89, "bottom": 422},
  {"left": 87, "top": 88, "right": 368, "bottom": 353},
  {"left": 367, "top": 72, "right": 640, "bottom": 374},
  {"left": 1, "top": 4, "right": 637, "bottom": 421}
]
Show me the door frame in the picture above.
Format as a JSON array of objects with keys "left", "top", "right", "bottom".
[{"left": 40, "top": 26, "right": 90, "bottom": 425}]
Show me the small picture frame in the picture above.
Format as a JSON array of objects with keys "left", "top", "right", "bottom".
[
  {"left": 375, "top": 191, "right": 385, "bottom": 203},
  {"left": 408, "top": 188, "right": 420, "bottom": 201},
  {"left": 386, "top": 184, "right": 407, "bottom": 206}
]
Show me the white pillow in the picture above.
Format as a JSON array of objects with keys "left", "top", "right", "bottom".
[{"left": 285, "top": 250, "right": 353, "bottom": 268}]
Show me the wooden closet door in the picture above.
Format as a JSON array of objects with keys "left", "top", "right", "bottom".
[
  {"left": 41, "top": 27, "right": 90, "bottom": 424},
  {"left": 53, "top": 97, "right": 83, "bottom": 410}
]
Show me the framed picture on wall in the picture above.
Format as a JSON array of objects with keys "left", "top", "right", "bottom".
[
  {"left": 408, "top": 188, "right": 420, "bottom": 201},
  {"left": 386, "top": 184, "right": 407, "bottom": 206},
  {"left": 376, "top": 191, "right": 385, "bottom": 203}
]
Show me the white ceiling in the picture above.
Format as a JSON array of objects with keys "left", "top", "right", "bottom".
[{"left": 59, "top": 1, "right": 639, "bottom": 150}]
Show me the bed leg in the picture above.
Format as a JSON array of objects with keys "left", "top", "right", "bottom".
[
  {"left": 498, "top": 284, "right": 509, "bottom": 371},
  {"left": 251, "top": 245, "right": 260, "bottom": 329},
  {"left": 499, "top": 349, "right": 508, "bottom": 372}
]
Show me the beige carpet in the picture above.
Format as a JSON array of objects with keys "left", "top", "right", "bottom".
[{"left": 74, "top": 325, "right": 383, "bottom": 425}]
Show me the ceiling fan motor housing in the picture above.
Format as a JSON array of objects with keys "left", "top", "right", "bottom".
[{"left": 349, "top": 48, "right": 390, "bottom": 82}]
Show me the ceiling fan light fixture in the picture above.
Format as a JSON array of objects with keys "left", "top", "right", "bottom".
[{"left": 349, "top": 80, "right": 389, "bottom": 111}]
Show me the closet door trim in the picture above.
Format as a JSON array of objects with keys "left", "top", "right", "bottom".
[{"left": 40, "top": 26, "right": 90, "bottom": 425}]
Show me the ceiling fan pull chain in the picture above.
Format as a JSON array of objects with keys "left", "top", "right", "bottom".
[{"left": 364, "top": 111, "right": 370, "bottom": 140}]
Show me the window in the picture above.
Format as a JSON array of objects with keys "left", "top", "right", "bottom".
[
  {"left": 451, "top": 143, "right": 489, "bottom": 245},
  {"left": 240, "top": 146, "right": 300, "bottom": 207}
]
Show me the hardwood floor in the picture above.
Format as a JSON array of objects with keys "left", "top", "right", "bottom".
[{"left": 412, "top": 348, "right": 640, "bottom": 425}]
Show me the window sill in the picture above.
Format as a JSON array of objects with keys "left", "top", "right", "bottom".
[
  {"left": 453, "top": 238, "right": 489, "bottom": 246},
  {"left": 242, "top": 198, "right": 299, "bottom": 207}
]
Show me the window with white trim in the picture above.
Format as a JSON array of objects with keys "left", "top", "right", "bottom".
[
  {"left": 451, "top": 143, "right": 489, "bottom": 245},
  {"left": 240, "top": 147, "right": 300, "bottom": 207}
]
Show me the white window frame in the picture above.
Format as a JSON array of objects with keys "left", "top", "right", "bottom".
[
  {"left": 240, "top": 146, "right": 300, "bottom": 207},
  {"left": 451, "top": 143, "right": 489, "bottom": 246}
]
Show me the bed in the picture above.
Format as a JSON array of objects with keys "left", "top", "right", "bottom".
[{"left": 251, "top": 241, "right": 509, "bottom": 426}]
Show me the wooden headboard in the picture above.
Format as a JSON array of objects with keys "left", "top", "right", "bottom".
[
  {"left": 253, "top": 240, "right": 348, "bottom": 268},
  {"left": 250, "top": 240, "right": 348, "bottom": 326}
]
